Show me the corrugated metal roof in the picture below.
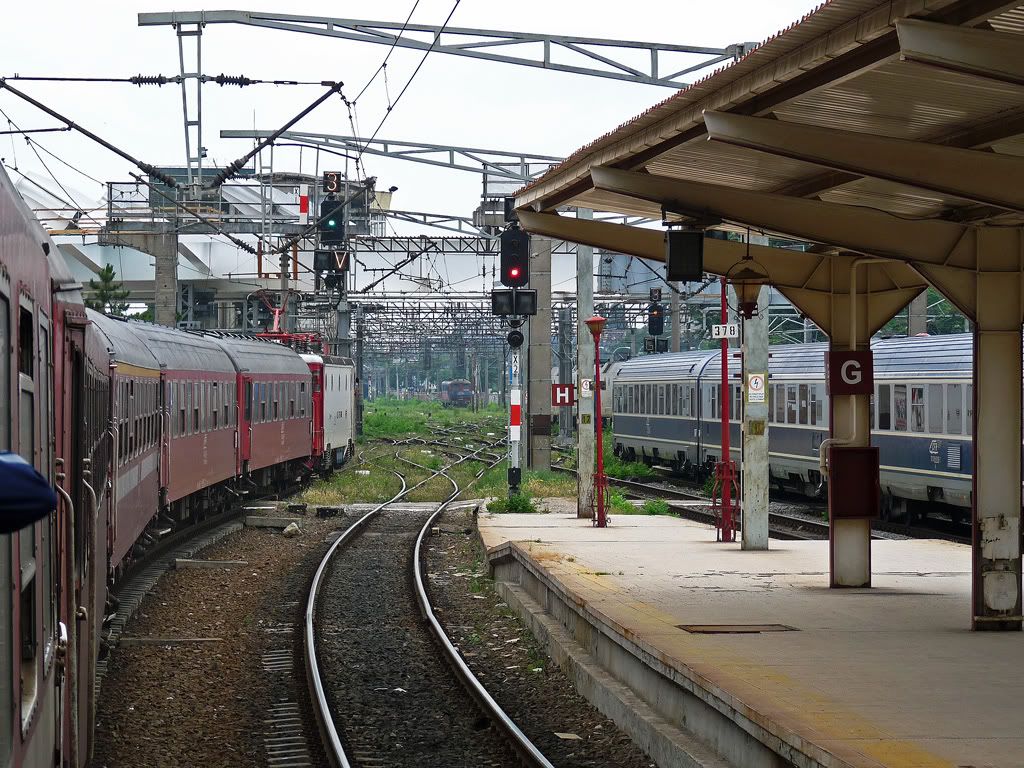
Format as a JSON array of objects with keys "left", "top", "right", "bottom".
[
  {"left": 207, "top": 335, "right": 310, "bottom": 376},
  {"left": 516, "top": 0, "right": 1024, "bottom": 233}
]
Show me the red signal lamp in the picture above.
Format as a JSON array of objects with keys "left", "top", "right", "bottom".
[{"left": 509, "top": 267, "right": 520, "bottom": 278}]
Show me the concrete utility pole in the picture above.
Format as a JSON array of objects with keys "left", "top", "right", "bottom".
[
  {"left": 527, "top": 236, "right": 553, "bottom": 470},
  {"left": 576, "top": 209, "right": 596, "bottom": 519},
  {"left": 670, "top": 282, "right": 682, "bottom": 352},
  {"left": 98, "top": 231, "right": 178, "bottom": 326},
  {"left": 741, "top": 285, "right": 770, "bottom": 550},
  {"left": 907, "top": 290, "right": 928, "bottom": 336},
  {"left": 557, "top": 307, "right": 574, "bottom": 446}
]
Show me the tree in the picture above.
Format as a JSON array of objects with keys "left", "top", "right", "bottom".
[
  {"left": 878, "top": 287, "right": 968, "bottom": 337},
  {"left": 86, "top": 264, "right": 130, "bottom": 316}
]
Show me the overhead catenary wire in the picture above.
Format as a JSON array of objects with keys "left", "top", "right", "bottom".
[
  {"left": 205, "top": 80, "right": 346, "bottom": 189},
  {"left": 0, "top": 79, "right": 178, "bottom": 187},
  {"left": 357, "top": 0, "right": 462, "bottom": 164},
  {"left": 0, "top": 73, "right": 330, "bottom": 86}
]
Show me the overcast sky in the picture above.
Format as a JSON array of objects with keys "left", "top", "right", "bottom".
[{"left": 3, "top": 1, "right": 822, "bottom": 292}]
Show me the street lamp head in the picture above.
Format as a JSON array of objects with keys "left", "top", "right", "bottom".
[{"left": 584, "top": 315, "right": 607, "bottom": 341}]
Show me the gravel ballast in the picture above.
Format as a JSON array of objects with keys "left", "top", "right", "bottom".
[
  {"left": 425, "top": 505, "right": 656, "bottom": 768},
  {"left": 90, "top": 509, "right": 339, "bottom": 768}
]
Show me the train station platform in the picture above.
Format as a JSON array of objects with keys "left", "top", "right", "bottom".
[{"left": 479, "top": 511, "right": 1024, "bottom": 768}]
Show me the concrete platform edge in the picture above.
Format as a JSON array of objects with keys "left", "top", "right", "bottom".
[
  {"left": 487, "top": 539, "right": 850, "bottom": 768},
  {"left": 495, "top": 580, "right": 730, "bottom": 768}
]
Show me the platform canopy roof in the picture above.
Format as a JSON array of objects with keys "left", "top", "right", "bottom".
[{"left": 515, "top": 0, "right": 1024, "bottom": 238}]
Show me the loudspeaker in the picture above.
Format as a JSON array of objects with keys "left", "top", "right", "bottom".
[{"left": 665, "top": 230, "right": 704, "bottom": 281}]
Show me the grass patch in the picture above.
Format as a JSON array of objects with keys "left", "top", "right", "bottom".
[
  {"left": 487, "top": 493, "right": 539, "bottom": 514},
  {"left": 363, "top": 397, "right": 505, "bottom": 439},
  {"left": 641, "top": 499, "right": 673, "bottom": 516}
]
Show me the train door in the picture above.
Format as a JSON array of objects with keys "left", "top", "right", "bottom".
[
  {"left": 239, "top": 375, "right": 253, "bottom": 473},
  {"left": 67, "top": 323, "right": 95, "bottom": 767},
  {"left": 159, "top": 371, "right": 170, "bottom": 493}
]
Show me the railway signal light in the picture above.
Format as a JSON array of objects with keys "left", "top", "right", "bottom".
[
  {"left": 648, "top": 302, "right": 664, "bottom": 336},
  {"left": 319, "top": 198, "right": 346, "bottom": 246},
  {"left": 507, "top": 329, "right": 524, "bottom": 348},
  {"left": 500, "top": 223, "right": 530, "bottom": 287},
  {"left": 491, "top": 289, "right": 538, "bottom": 317}
]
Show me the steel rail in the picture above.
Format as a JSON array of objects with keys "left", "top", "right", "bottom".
[
  {"left": 304, "top": 436, "right": 501, "bottom": 768},
  {"left": 411, "top": 453, "right": 555, "bottom": 768}
]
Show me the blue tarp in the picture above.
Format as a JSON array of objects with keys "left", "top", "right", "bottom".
[{"left": 0, "top": 452, "right": 57, "bottom": 533}]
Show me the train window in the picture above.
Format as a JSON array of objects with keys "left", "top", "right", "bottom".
[
  {"left": 710, "top": 385, "right": 718, "bottom": 419},
  {"left": 38, "top": 322, "right": 50, "bottom": 478},
  {"left": 300, "top": 382, "right": 306, "bottom": 416},
  {"left": 19, "top": 527, "right": 37, "bottom": 723},
  {"left": 893, "top": 384, "right": 908, "bottom": 431},
  {"left": 878, "top": 384, "right": 891, "bottom": 430},
  {"left": 193, "top": 381, "right": 200, "bottom": 433},
  {"left": 965, "top": 384, "right": 973, "bottom": 432},
  {"left": 775, "top": 385, "right": 785, "bottom": 423},
  {"left": 799, "top": 384, "right": 809, "bottom": 425},
  {"left": 910, "top": 386, "right": 925, "bottom": 432},
  {"left": 41, "top": 514, "right": 54, "bottom": 664},
  {"left": 810, "top": 386, "right": 822, "bottom": 426},
  {"left": 179, "top": 383, "right": 187, "bottom": 437},
  {"left": 0, "top": 537, "right": 11, "bottom": 761},
  {"left": 928, "top": 384, "right": 943, "bottom": 432},
  {"left": 786, "top": 385, "right": 797, "bottom": 424},
  {"left": 734, "top": 385, "right": 742, "bottom": 420},
  {"left": 260, "top": 384, "right": 268, "bottom": 422},
  {"left": 0, "top": 294, "right": 8, "bottom": 451},
  {"left": 18, "top": 306, "right": 32, "bottom": 377},
  {"left": 245, "top": 381, "right": 253, "bottom": 422},
  {"left": 946, "top": 383, "right": 963, "bottom": 434},
  {"left": 657, "top": 386, "right": 665, "bottom": 416},
  {"left": 688, "top": 385, "right": 696, "bottom": 418}
]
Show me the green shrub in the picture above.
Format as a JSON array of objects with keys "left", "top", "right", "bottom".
[
  {"left": 487, "top": 493, "right": 538, "bottom": 514},
  {"left": 640, "top": 499, "right": 672, "bottom": 516}
]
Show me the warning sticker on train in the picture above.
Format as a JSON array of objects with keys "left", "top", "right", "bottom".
[{"left": 747, "top": 373, "right": 766, "bottom": 403}]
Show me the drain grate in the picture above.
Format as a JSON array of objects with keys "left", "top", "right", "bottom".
[{"left": 676, "top": 624, "right": 798, "bottom": 634}]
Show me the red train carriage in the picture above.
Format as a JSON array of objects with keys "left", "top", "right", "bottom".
[
  {"left": 302, "top": 353, "right": 355, "bottom": 471},
  {"left": 86, "top": 312, "right": 164, "bottom": 570},
  {"left": 207, "top": 334, "right": 313, "bottom": 488},
  {"left": 129, "top": 324, "right": 239, "bottom": 523},
  {"left": 0, "top": 163, "right": 63, "bottom": 766}
]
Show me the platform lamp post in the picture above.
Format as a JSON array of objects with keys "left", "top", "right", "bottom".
[{"left": 585, "top": 315, "right": 608, "bottom": 528}]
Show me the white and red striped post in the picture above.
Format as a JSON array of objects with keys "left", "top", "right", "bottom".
[
  {"left": 298, "top": 184, "right": 310, "bottom": 224},
  {"left": 508, "top": 348, "right": 522, "bottom": 494}
]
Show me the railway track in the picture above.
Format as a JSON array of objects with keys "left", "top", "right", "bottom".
[
  {"left": 305, "top": 439, "right": 555, "bottom": 768},
  {"left": 550, "top": 463, "right": 976, "bottom": 543}
]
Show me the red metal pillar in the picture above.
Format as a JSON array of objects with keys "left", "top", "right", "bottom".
[{"left": 585, "top": 316, "right": 608, "bottom": 527}]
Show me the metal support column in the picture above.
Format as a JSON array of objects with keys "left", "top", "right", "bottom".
[
  {"left": 557, "top": 307, "right": 573, "bottom": 446},
  {"left": 355, "top": 306, "right": 364, "bottom": 436},
  {"left": 576, "top": 210, "right": 596, "bottom": 518},
  {"left": 670, "top": 282, "right": 681, "bottom": 352},
  {"left": 741, "top": 286, "right": 770, "bottom": 550},
  {"left": 336, "top": 284, "right": 351, "bottom": 357},
  {"left": 527, "top": 236, "right": 552, "bottom": 470}
]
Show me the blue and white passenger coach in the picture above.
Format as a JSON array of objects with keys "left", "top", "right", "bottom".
[{"left": 612, "top": 334, "right": 974, "bottom": 521}]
